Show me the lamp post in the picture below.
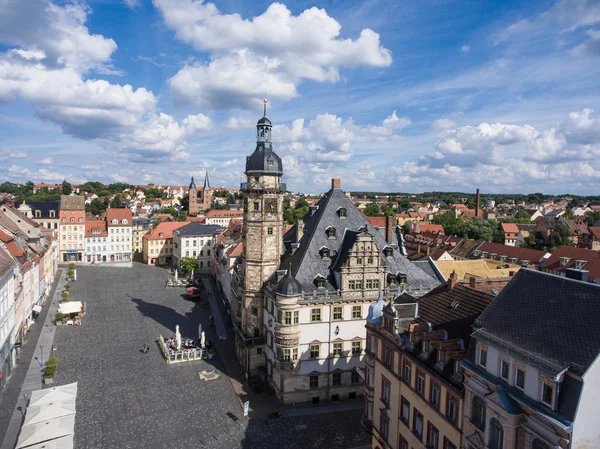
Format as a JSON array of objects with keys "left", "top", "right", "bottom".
[{"left": 40, "top": 345, "right": 44, "bottom": 366}]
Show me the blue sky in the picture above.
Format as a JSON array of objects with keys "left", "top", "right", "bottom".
[{"left": 1, "top": 0, "right": 600, "bottom": 194}]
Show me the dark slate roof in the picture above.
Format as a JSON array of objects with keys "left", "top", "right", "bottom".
[
  {"left": 257, "top": 116, "right": 272, "bottom": 126},
  {"left": 417, "top": 283, "right": 495, "bottom": 343},
  {"left": 0, "top": 246, "right": 16, "bottom": 278},
  {"left": 275, "top": 271, "right": 303, "bottom": 297},
  {"left": 174, "top": 222, "right": 222, "bottom": 237},
  {"left": 15, "top": 201, "right": 60, "bottom": 218},
  {"left": 412, "top": 260, "right": 445, "bottom": 282},
  {"left": 278, "top": 187, "right": 440, "bottom": 294},
  {"left": 475, "top": 269, "right": 600, "bottom": 376},
  {"left": 245, "top": 142, "right": 283, "bottom": 176},
  {"left": 189, "top": 177, "right": 196, "bottom": 190}
]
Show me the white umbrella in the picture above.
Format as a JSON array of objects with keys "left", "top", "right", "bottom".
[
  {"left": 198, "top": 323, "right": 202, "bottom": 339},
  {"left": 23, "top": 435, "right": 74, "bottom": 449},
  {"left": 29, "top": 383, "right": 77, "bottom": 408},
  {"left": 174, "top": 269, "right": 178, "bottom": 282},
  {"left": 16, "top": 415, "right": 75, "bottom": 449},
  {"left": 24, "top": 400, "right": 76, "bottom": 426},
  {"left": 200, "top": 331, "right": 206, "bottom": 348},
  {"left": 175, "top": 324, "right": 181, "bottom": 350}
]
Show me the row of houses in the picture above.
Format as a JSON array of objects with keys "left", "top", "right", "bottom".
[
  {"left": 0, "top": 203, "right": 59, "bottom": 391},
  {"left": 366, "top": 267, "right": 600, "bottom": 449}
]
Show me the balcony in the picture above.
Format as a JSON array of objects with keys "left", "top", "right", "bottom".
[
  {"left": 240, "top": 182, "right": 286, "bottom": 192},
  {"left": 274, "top": 360, "right": 298, "bottom": 370}
]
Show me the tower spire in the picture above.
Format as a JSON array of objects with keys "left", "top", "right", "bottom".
[
  {"left": 263, "top": 97, "right": 268, "bottom": 117},
  {"left": 203, "top": 172, "right": 210, "bottom": 190}
]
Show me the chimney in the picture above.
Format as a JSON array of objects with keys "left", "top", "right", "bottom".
[
  {"left": 417, "top": 244, "right": 421, "bottom": 254},
  {"left": 296, "top": 219, "right": 304, "bottom": 242},
  {"left": 475, "top": 189, "right": 480, "bottom": 218},
  {"left": 469, "top": 276, "right": 476, "bottom": 289},
  {"left": 509, "top": 271, "right": 516, "bottom": 277},
  {"left": 426, "top": 246, "right": 430, "bottom": 257},
  {"left": 565, "top": 268, "right": 589, "bottom": 283},
  {"left": 448, "top": 271, "right": 458, "bottom": 289},
  {"left": 385, "top": 215, "right": 394, "bottom": 244},
  {"left": 332, "top": 178, "right": 341, "bottom": 189}
]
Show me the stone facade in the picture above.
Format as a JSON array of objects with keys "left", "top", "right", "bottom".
[{"left": 188, "top": 173, "right": 212, "bottom": 216}]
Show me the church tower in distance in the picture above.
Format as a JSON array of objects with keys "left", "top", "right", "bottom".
[{"left": 236, "top": 99, "right": 285, "bottom": 380}]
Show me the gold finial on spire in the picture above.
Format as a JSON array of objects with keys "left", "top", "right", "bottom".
[{"left": 263, "top": 97, "right": 268, "bottom": 117}]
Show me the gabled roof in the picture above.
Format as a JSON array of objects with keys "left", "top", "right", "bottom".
[
  {"left": 143, "top": 222, "right": 186, "bottom": 241},
  {"left": 15, "top": 201, "right": 60, "bottom": 218},
  {"left": 174, "top": 222, "right": 222, "bottom": 237},
  {"left": 279, "top": 187, "right": 440, "bottom": 294},
  {"left": 541, "top": 246, "right": 600, "bottom": 279},
  {"left": 85, "top": 220, "right": 107, "bottom": 237},
  {"left": 474, "top": 242, "right": 548, "bottom": 264},
  {"left": 106, "top": 208, "right": 132, "bottom": 225},
  {"left": 501, "top": 223, "right": 519, "bottom": 234},
  {"left": 589, "top": 227, "right": 600, "bottom": 240},
  {"left": 0, "top": 246, "right": 17, "bottom": 278},
  {"left": 475, "top": 269, "right": 600, "bottom": 377},
  {"left": 60, "top": 195, "right": 85, "bottom": 210}
]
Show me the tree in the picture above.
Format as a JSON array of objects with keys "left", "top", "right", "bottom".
[
  {"left": 284, "top": 208, "right": 295, "bottom": 225},
  {"left": 180, "top": 257, "right": 198, "bottom": 275},
  {"left": 110, "top": 195, "right": 123, "bottom": 208},
  {"left": 554, "top": 223, "right": 574, "bottom": 247},
  {"left": 62, "top": 180, "right": 72, "bottom": 195},
  {"left": 180, "top": 194, "right": 189, "bottom": 211},
  {"left": 563, "top": 209, "right": 574, "bottom": 220},
  {"left": 177, "top": 211, "right": 188, "bottom": 222},
  {"left": 364, "top": 203, "right": 382, "bottom": 217},
  {"left": 432, "top": 213, "right": 466, "bottom": 236},
  {"left": 86, "top": 198, "right": 107, "bottom": 216},
  {"left": 585, "top": 210, "right": 600, "bottom": 226}
]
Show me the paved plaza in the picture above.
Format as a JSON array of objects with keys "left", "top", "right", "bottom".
[{"left": 46, "top": 264, "right": 370, "bottom": 449}]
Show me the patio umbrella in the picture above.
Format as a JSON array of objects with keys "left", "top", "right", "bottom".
[
  {"left": 23, "top": 435, "right": 74, "bottom": 449},
  {"left": 186, "top": 286, "right": 199, "bottom": 296},
  {"left": 24, "top": 400, "right": 76, "bottom": 426},
  {"left": 191, "top": 269, "right": 194, "bottom": 280},
  {"left": 198, "top": 323, "right": 202, "bottom": 339},
  {"left": 174, "top": 269, "right": 178, "bottom": 282},
  {"left": 16, "top": 415, "right": 75, "bottom": 449},
  {"left": 175, "top": 325, "right": 181, "bottom": 350},
  {"left": 29, "top": 383, "right": 77, "bottom": 408},
  {"left": 200, "top": 331, "right": 206, "bottom": 348}
]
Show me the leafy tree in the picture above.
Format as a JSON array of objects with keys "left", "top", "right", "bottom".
[
  {"left": 585, "top": 210, "right": 600, "bottom": 226},
  {"left": 295, "top": 197, "right": 309, "bottom": 210},
  {"left": 0, "top": 182, "right": 19, "bottom": 194},
  {"left": 432, "top": 213, "right": 466, "bottom": 236},
  {"left": 177, "top": 211, "right": 188, "bottom": 222},
  {"left": 61, "top": 180, "right": 72, "bottom": 195},
  {"left": 554, "top": 223, "right": 574, "bottom": 247},
  {"left": 284, "top": 208, "right": 295, "bottom": 225},
  {"left": 110, "top": 195, "right": 123, "bottom": 208},
  {"left": 86, "top": 198, "right": 107, "bottom": 216},
  {"left": 180, "top": 257, "right": 198, "bottom": 275},
  {"left": 364, "top": 203, "right": 382, "bottom": 217},
  {"left": 563, "top": 209, "right": 574, "bottom": 220},
  {"left": 180, "top": 194, "right": 189, "bottom": 211}
]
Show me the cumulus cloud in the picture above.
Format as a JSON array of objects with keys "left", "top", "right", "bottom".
[
  {"left": 273, "top": 111, "right": 409, "bottom": 163},
  {"left": 226, "top": 116, "right": 255, "bottom": 129},
  {"left": 154, "top": 0, "right": 392, "bottom": 109},
  {"left": 432, "top": 118, "right": 457, "bottom": 130},
  {"left": 385, "top": 109, "right": 600, "bottom": 192},
  {"left": 460, "top": 45, "right": 470, "bottom": 53},
  {"left": 39, "top": 157, "right": 53, "bottom": 165},
  {"left": 4, "top": 164, "right": 68, "bottom": 182}
]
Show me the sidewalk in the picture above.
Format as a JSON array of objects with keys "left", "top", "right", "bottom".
[{"left": 0, "top": 270, "right": 65, "bottom": 449}]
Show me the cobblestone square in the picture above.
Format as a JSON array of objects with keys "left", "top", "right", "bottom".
[{"left": 51, "top": 264, "right": 370, "bottom": 449}]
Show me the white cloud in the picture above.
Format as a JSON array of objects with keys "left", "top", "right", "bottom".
[
  {"left": 110, "top": 173, "right": 129, "bottom": 183},
  {"left": 460, "top": 45, "right": 470, "bottom": 53},
  {"left": 382, "top": 111, "right": 411, "bottom": 130},
  {"left": 9, "top": 151, "right": 27, "bottom": 158},
  {"left": 384, "top": 109, "right": 600, "bottom": 192},
  {"left": 226, "top": 116, "right": 257, "bottom": 129},
  {"left": 432, "top": 118, "right": 457, "bottom": 130},
  {"left": 155, "top": 0, "right": 392, "bottom": 109},
  {"left": 122, "top": 0, "right": 138, "bottom": 8},
  {"left": 39, "top": 157, "right": 53, "bottom": 165}
]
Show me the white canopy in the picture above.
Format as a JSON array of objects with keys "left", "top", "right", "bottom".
[
  {"left": 16, "top": 415, "right": 75, "bottom": 449},
  {"left": 24, "top": 399, "right": 76, "bottom": 426},
  {"left": 58, "top": 302, "right": 82, "bottom": 316},
  {"left": 29, "top": 383, "right": 78, "bottom": 408},
  {"left": 22, "top": 435, "right": 74, "bottom": 449},
  {"left": 32, "top": 305, "right": 42, "bottom": 313}
]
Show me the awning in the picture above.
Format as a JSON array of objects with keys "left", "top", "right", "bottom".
[
  {"left": 58, "top": 302, "right": 82, "bottom": 316},
  {"left": 32, "top": 305, "right": 42, "bottom": 313},
  {"left": 22, "top": 435, "right": 74, "bottom": 449},
  {"left": 16, "top": 415, "right": 75, "bottom": 448},
  {"left": 29, "top": 383, "right": 78, "bottom": 408},
  {"left": 24, "top": 399, "right": 76, "bottom": 426}
]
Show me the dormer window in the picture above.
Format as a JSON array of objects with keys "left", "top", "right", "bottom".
[
  {"left": 50, "top": 210, "right": 55, "bottom": 218},
  {"left": 122, "top": 219, "right": 128, "bottom": 224},
  {"left": 159, "top": 233, "right": 164, "bottom": 238},
  {"left": 337, "top": 207, "right": 347, "bottom": 218},
  {"left": 559, "top": 257, "right": 570, "bottom": 267},
  {"left": 383, "top": 246, "right": 393, "bottom": 258},
  {"left": 62, "top": 218, "right": 66, "bottom": 223},
  {"left": 314, "top": 275, "right": 326, "bottom": 289},
  {"left": 509, "top": 258, "right": 518, "bottom": 264},
  {"left": 397, "top": 273, "right": 407, "bottom": 285},
  {"left": 320, "top": 247, "right": 330, "bottom": 259},
  {"left": 326, "top": 227, "right": 336, "bottom": 238},
  {"left": 79, "top": 218, "right": 83, "bottom": 222},
  {"left": 35, "top": 210, "right": 41, "bottom": 218},
  {"left": 575, "top": 260, "right": 585, "bottom": 269},
  {"left": 112, "top": 219, "right": 118, "bottom": 224},
  {"left": 267, "top": 157, "right": 274, "bottom": 167}
]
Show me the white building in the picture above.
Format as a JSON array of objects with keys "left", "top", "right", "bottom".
[
  {"left": 0, "top": 247, "right": 16, "bottom": 390},
  {"left": 204, "top": 209, "right": 244, "bottom": 227},
  {"left": 106, "top": 208, "right": 133, "bottom": 263},
  {"left": 85, "top": 220, "right": 109, "bottom": 263},
  {"left": 173, "top": 222, "right": 222, "bottom": 273}
]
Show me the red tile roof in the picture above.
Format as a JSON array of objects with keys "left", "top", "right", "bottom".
[
  {"left": 204, "top": 209, "right": 244, "bottom": 218},
  {"left": 85, "top": 220, "right": 108, "bottom": 237},
  {"left": 106, "top": 208, "right": 133, "bottom": 225},
  {"left": 416, "top": 223, "right": 444, "bottom": 234},
  {"left": 143, "top": 222, "right": 186, "bottom": 241},
  {"left": 501, "top": 223, "right": 519, "bottom": 234},
  {"left": 541, "top": 246, "right": 600, "bottom": 280},
  {"left": 476, "top": 242, "right": 548, "bottom": 263},
  {"left": 365, "top": 216, "right": 387, "bottom": 227},
  {"left": 589, "top": 227, "right": 600, "bottom": 240}
]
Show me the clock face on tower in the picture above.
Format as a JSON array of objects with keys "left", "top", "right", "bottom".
[{"left": 265, "top": 198, "right": 277, "bottom": 213}]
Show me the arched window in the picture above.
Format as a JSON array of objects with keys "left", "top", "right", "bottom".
[
  {"left": 50, "top": 210, "right": 55, "bottom": 218},
  {"left": 532, "top": 439, "right": 550, "bottom": 449},
  {"left": 489, "top": 418, "right": 504, "bottom": 449},
  {"left": 471, "top": 396, "right": 486, "bottom": 431},
  {"left": 70, "top": 218, "right": 74, "bottom": 222},
  {"left": 112, "top": 219, "right": 118, "bottom": 224},
  {"left": 79, "top": 218, "right": 83, "bottom": 222},
  {"left": 62, "top": 218, "right": 66, "bottom": 223},
  {"left": 122, "top": 219, "right": 128, "bottom": 224}
]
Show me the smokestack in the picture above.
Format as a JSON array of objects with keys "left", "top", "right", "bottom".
[
  {"left": 385, "top": 215, "right": 394, "bottom": 244},
  {"left": 448, "top": 271, "right": 458, "bottom": 289},
  {"left": 427, "top": 246, "right": 430, "bottom": 257},
  {"left": 331, "top": 178, "right": 341, "bottom": 189},
  {"left": 475, "top": 189, "right": 480, "bottom": 218},
  {"left": 469, "top": 276, "right": 476, "bottom": 289}
]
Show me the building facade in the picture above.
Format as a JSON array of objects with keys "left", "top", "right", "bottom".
[
  {"left": 59, "top": 195, "right": 85, "bottom": 262},
  {"left": 16, "top": 201, "right": 60, "bottom": 230},
  {"left": 106, "top": 208, "right": 133, "bottom": 263},
  {"left": 462, "top": 269, "right": 600, "bottom": 449},
  {"left": 132, "top": 217, "right": 156, "bottom": 255},
  {"left": 204, "top": 209, "right": 244, "bottom": 227},
  {"left": 84, "top": 220, "right": 108, "bottom": 263},
  {"left": 188, "top": 173, "right": 212, "bottom": 216},
  {"left": 142, "top": 222, "right": 186, "bottom": 265},
  {"left": 173, "top": 222, "right": 222, "bottom": 273},
  {"left": 0, "top": 248, "right": 16, "bottom": 390}
]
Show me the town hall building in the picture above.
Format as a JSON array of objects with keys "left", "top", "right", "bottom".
[{"left": 234, "top": 101, "right": 440, "bottom": 404}]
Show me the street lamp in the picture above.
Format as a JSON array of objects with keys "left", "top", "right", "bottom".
[{"left": 40, "top": 345, "right": 44, "bottom": 366}]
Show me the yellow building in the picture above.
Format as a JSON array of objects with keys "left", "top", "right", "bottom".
[
  {"left": 142, "top": 221, "right": 185, "bottom": 265},
  {"left": 364, "top": 276, "right": 502, "bottom": 449}
]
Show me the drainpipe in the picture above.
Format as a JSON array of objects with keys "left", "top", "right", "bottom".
[{"left": 326, "top": 304, "right": 332, "bottom": 402}]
